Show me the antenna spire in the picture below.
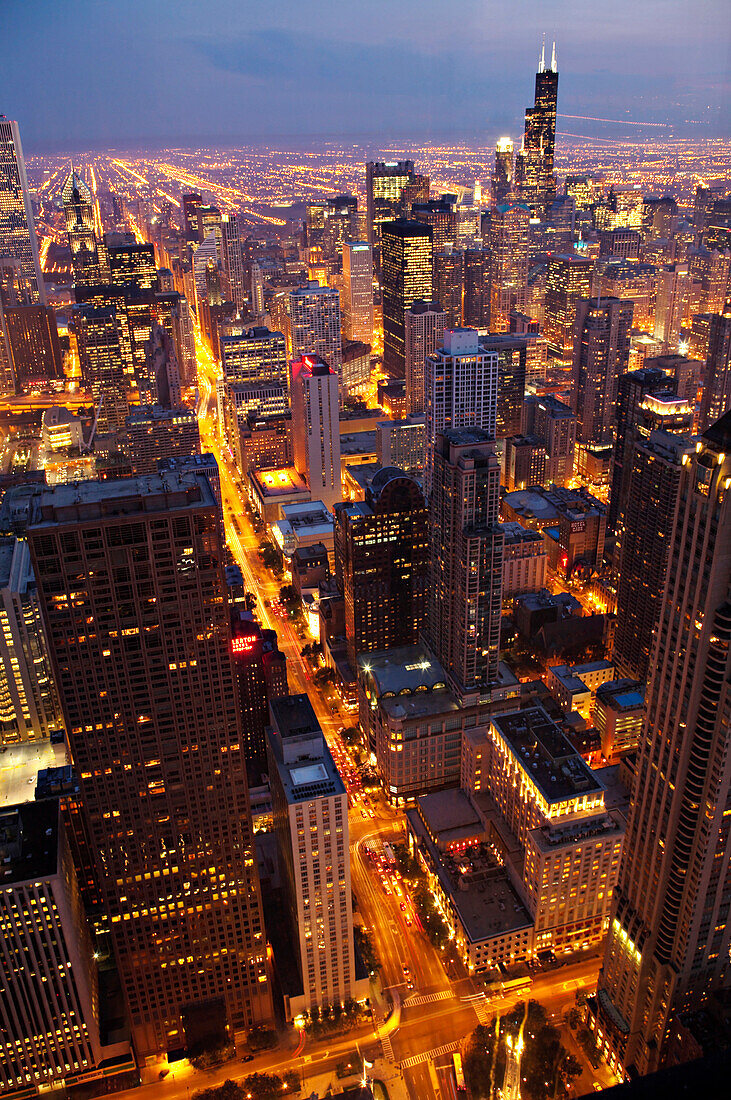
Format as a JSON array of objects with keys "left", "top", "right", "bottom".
[
  {"left": 551, "top": 41, "right": 557, "bottom": 72},
  {"left": 539, "top": 34, "right": 546, "bottom": 73}
]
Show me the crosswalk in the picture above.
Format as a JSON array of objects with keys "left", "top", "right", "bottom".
[
  {"left": 381, "top": 1034, "right": 395, "bottom": 1061},
  {"left": 403, "top": 989, "right": 455, "bottom": 1008},
  {"left": 399, "top": 1040, "right": 462, "bottom": 1069}
]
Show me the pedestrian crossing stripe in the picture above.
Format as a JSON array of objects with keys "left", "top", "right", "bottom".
[
  {"left": 399, "top": 1040, "right": 462, "bottom": 1068},
  {"left": 404, "top": 989, "right": 455, "bottom": 1007}
]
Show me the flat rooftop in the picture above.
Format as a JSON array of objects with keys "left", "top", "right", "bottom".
[
  {"left": 529, "top": 809, "right": 624, "bottom": 856},
  {"left": 250, "top": 467, "right": 309, "bottom": 498},
  {"left": 0, "top": 799, "right": 59, "bottom": 885},
  {"left": 358, "top": 643, "right": 448, "bottom": 697},
  {"left": 270, "top": 693, "right": 321, "bottom": 739},
  {"left": 491, "top": 705, "right": 603, "bottom": 803},
  {"left": 418, "top": 788, "right": 482, "bottom": 840},
  {"left": 30, "top": 470, "right": 216, "bottom": 526},
  {"left": 502, "top": 489, "right": 559, "bottom": 522}
]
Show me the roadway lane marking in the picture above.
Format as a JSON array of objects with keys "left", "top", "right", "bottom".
[
  {"left": 404, "top": 990, "right": 455, "bottom": 1007},
  {"left": 399, "top": 1040, "right": 462, "bottom": 1068}
]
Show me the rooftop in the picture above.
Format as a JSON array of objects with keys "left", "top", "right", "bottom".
[
  {"left": 250, "top": 466, "right": 310, "bottom": 499},
  {"left": 358, "top": 642, "right": 448, "bottom": 697},
  {"left": 418, "top": 788, "right": 482, "bottom": 841},
  {"left": 30, "top": 470, "right": 216, "bottom": 527},
  {"left": 0, "top": 800, "right": 59, "bottom": 885},
  {"left": 500, "top": 521, "right": 545, "bottom": 545},
  {"left": 491, "top": 705, "right": 604, "bottom": 803}
]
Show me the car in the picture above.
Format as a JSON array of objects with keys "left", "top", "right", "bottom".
[
  {"left": 241, "top": 1054, "right": 254, "bottom": 1064},
  {"left": 402, "top": 965, "right": 410, "bottom": 975},
  {"left": 406, "top": 979, "right": 414, "bottom": 990},
  {"left": 405, "top": 917, "right": 412, "bottom": 926},
  {"left": 400, "top": 902, "right": 407, "bottom": 911},
  {"left": 592, "top": 1085, "right": 602, "bottom": 1093}
]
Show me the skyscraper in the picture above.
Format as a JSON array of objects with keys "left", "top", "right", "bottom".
[
  {"left": 433, "top": 248, "right": 463, "bottom": 328},
  {"left": 62, "top": 169, "right": 106, "bottom": 287},
  {"left": 0, "top": 117, "right": 46, "bottom": 304},
  {"left": 424, "top": 328, "right": 499, "bottom": 489},
  {"left": 612, "top": 429, "right": 695, "bottom": 683},
  {"left": 572, "top": 297, "right": 634, "bottom": 444},
  {"left": 2, "top": 302, "right": 62, "bottom": 389},
  {"left": 73, "top": 305, "right": 129, "bottom": 433},
  {"left": 427, "top": 428, "right": 503, "bottom": 699},
  {"left": 608, "top": 367, "right": 675, "bottom": 533},
  {"left": 514, "top": 43, "right": 559, "bottom": 216},
  {"left": 522, "top": 393, "right": 576, "bottom": 487},
  {"left": 341, "top": 241, "right": 374, "bottom": 344},
  {"left": 126, "top": 404, "right": 201, "bottom": 474},
  {"left": 479, "top": 333, "right": 527, "bottom": 440},
  {"left": 491, "top": 138, "right": 514, "bottom": 205},
  {"left": 107, "top": 242, "right": 157, "bottom": 291},
  {"left": 230, "top": 612, "right": 288, "bottom": 785},
  {"left": 381, "top": 220, "right": 433, "bottom": 378},
  {"left": 334, "top": 467, "right": 429, "bottom": 672},
  {"left": 699, "top": 303, "right": 731, "bottom": 429},
  {"left": 290, "top": 353, "right": 342, "bottom": 512},
  {"left": 404, "top": 299, "right": 446, "bottom": 415},
  {"left": 593, "top": 411, "right": 731, "bottom": 1077},
  {"left": 543, "top": 253, "right": 594, "bottom": 362},
  {"left": 462, "top": 248, "right": 491, "bottom": 328},
  {"left": 488, "top": 203, "right": 531, "bottom": 332},
  {"left": 28, "top": 471, "right": 272, "bottom": 1057},
  {"left": 411, "top": 196, "right": 458, "bottom": 253},
  {"left": 653, "top": 263, "right": 690, "bottom": 353},
  {"left": 182, "top": 192, "right": 202, "bottom": 237},
  {"left": 365, "top": 160, "right": 428, "bottom": 251},
  {"left": 289, "top": 280, "right": 343, "bottom": 380},
  {"left": 220, "top": 213, "right": 246, "bottom": 309}
]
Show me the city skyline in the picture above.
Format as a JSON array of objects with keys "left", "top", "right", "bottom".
[{"left": 1, "top": 1, "right": 729, "bottom": 150}]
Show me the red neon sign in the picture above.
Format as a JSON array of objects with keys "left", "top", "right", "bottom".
[{"left": 231, "top": 635, "right": 257, "bottom": 655}]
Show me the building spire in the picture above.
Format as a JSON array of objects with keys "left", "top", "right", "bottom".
[
  {"left": 551, "top": 40, "right": 557, "bottom": 72},
  {"left": 539, "top": 34, "right": 546, "bottom": 73}
]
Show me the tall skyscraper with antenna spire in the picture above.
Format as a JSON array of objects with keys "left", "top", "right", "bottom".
[
  {"left": 0, "top": 116, "right": 46, "bottom": 304},
  {"left": 62, "top": 167, "right": 106, "bottom": 286},
  {"left": 515, "top": 39, "right": 559, "bottom": 216}
]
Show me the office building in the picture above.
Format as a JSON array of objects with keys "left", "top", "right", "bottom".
[
  {"left": 480, "top": 333, "right": 527, "bottom": 439},
  {"left": 593, "top": 411, "right": 731, "bottom": 1077},
  {"left": 376, "top": 414, "right": 426, "bottom": 477},
  {"left": 126, "top": 404, "right": 201, "bottom": 474},
  {"left": 291, "top": 353, "right": 342, "bottom": 512},
  {"left": 334, "top": 467, "right": 429, "bottom": 672},
  {"left": 0, "top": 801, "right": 113, "bottom": 1094},
  {"left": 404, "top": 299, "right": 446, "bottom": 415},
  {"left": 182, "top": 192, "right": 202, "bottom": 237},
  {"left": 62, "top": 169, "right": 105, "bottom": 286},
  {"left": 0, "top": 535, "right": 63, "bottom": 746},
  {"left": 504, "top": 435, "right": 547, "bottom": 490},
  {"left": 514, "top": 44, "right": 559, "bottom": 215},
  {"left": 488, "top": 203, "right": 530, "bottom": 331},
  {"left": 653, "top": 263, "right": 690, "bottom": 352},
  {"left": 289, "top": 280, "right": 343, "bottom": 379},
  {"left": 411, "top": 196, "right": 458, "bottom": 253},
  {"left": 424, "top": 328, "right": 498, "bottom": 489},
  {"left": 543, "top": 253, "right": 594, "bottom": 361},
  {"left": 572, "top": 296, "right": 633, "bottom": 443},
  {"left": 220, "top": 214, "right": 246, "bottom": 308},
  {"left": 428, "top": 428, "right": 503, "bottom": 698},
  {"left": 0, "top": 117, "right": 46, "bottom": 304},
  {"left": 107, "top": 242, "right": 157, "bottom": 291},
  {"left": 381, "top": 220, "right": 433, "bottom": 378},
  {"left": 221, "top": 326, "right": 288, "bottom": 388},
  {"left": 491, "top": 137, "right": 514, "bottom": 204},
  {"left": 341, "top": 339, "right": 371, "bottom": 396},
  {"left": 613, "top": 430, "right": 695, "bottom": 682},
  {"left": 2, "top": 302, "right": 62, "bottom": 389},
  {"left": 699, "top": 304, "right": 731, "bottom": 429},
  {"left": 522, "top": 394, "right": 576, "bottom": 486},
  {"left": 433, "top": 249, "right": 463, "bottom": 328},
  {"left": 463, "top": 248, "right": 491, "bottom": 328},
  {"left": 73, "top": 305, "right": 129, "bottom": 433},
  {"left": 268, "top": 695, "right": 357, "bottom": 1016},
  {"left": 341, "top": 241, "right": 373, "bottom": 344},
  {"left": 230, "top": 612, "right": 287, "bottom": 784},
  {"left": 365, "top": 160, "right": 428, "bottom": 251},
  {"left": 28, "top": 472, "right": 272, "bottom": 1057}
]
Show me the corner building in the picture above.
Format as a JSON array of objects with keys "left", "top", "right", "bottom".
[{"left": 28, "top": 472, "right": 272, "bottom": 1059}]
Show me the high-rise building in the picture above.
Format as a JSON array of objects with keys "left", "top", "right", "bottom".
[
  {"left": 463, "top": 248, "right": 491, "bottom": 328},
  {"left": 28, "top": 471, "right": 272, "bottom": 1057},
  {"left": 366, "top": 160, "right": 428, "bottom": 251},
  {"left": 62, "top": 169, "right": 105, "bottom": 286},
  {"left": 488, "top": 203, "right": 530, "bottom": 331},
  {"left": 2, "top": 302, "right": 62, "bottom": 389},
  {"left": 593, "top": 411, "right": 731, "bottom": 1077},
  {"left": 107, "top": 242, "right": 157, "bottom": 291},
  {"left": 126, "top": 404, "right": 201, "bottom": 474},
  {"left": 612, "top": 429, "right": 695, "bottom": 683},
  {"left": 290, "top": 353, "right": 342, "bottom": 512},
  {"left": 543, "top": 253, "right": 594, "bottom": 361},
  {"left": 0, "top": 535, "right": 63, "bottom": 746},
  {"left": 182, "top": 192, "right": 202, "bottom": 237},
  {"left": 0, "top": 117, "right": 46, "bottom": 304},
  {"left": 433, "top": 249, "right": 463, "bottom": 328},
  {"left": 608, "top": 367, "right": 675, "bottom": 533},
  {"left": 699, "top": 303, "right": 731, "bottom": 429},
  {"left": 653, "top": 263, "right": 690, "bottom": 352},
  {"left": 289, "top": 280, "right": 343, "bottom": 380},
  {"left": 381, "top": 220, "right": 433, "bottom": 379},
  {"left": 334, "top": 467, "right": 429, "bottom": 672},
  {"left": 491, "top": 138, "right": 514, "bottom": 204},
  {"left": 0, "top": 801, "right": 107, "bottom": 1093},
  {"left": 220, "top": 214, "right": 245, "bottom": 309},
  {"left": 323, "top": 194, "right": 359, "bottom": 257},
  {"left": 514, "top": 43, "right": 559, "bottom": 215},
  {"left": 522, "top": 394, "right": 576, "bottom": 486},
  {"left": 221, "top": 326, "right": 289, "bottom": 388},
  {"left": 411, "top": 197, "right": 458, "bottom": 253},
  {"left": 341, "top": 241, "right": 373, "bottom": 344},
  {"left": 404, "top": 299, "right": 446, "bottom": 415},
  {"left": 267, "top": 695, "right": 356, "bottom": 1016},
  {"left": 428, "top": 428, "right": 503, "bottom": 698},
  {"left": 73, "top": 305, "right": 129, "bottom": 433},
  {"left": 376, "top": 415, "right": 426, "bottom": 477},
  {"left": 480, "top": 334, "right": 527, "bottom": 440},
  {"left": 504, "top": 435, "right": 547, "bottom": 490},
  {"left": 230, "top": 612, "right": 287, "bottom": 785},
  {"left": 572, "top": 296, "right": 633, "bottom": 443},
  {"left": 424, "top": 328, "right": 499, "bottom": 489}
]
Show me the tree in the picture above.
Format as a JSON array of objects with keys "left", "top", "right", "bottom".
[
  {"left": 245, "top": 1025, "right": 278, "bottom": 1053},
  {"left": 313, "top": 666, "right": 335, "bottom": 687},
  {"left": 463, "top": 1024, "right": 496, "bottom": 1099},
  {"left": 258, "top": 540, "right": 281, "bottom": 572}
]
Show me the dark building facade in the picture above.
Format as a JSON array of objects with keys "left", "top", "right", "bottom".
[{"left": 381, "top": 220, "right": 433, "bottom": 379}]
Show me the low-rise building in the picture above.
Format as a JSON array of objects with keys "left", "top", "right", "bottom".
[
  {"left": 500, "top": 522, "right": 547, "bottom": 598},
  {"left": 248, "top": 466, "right": 311, "bottom": 524},
  {"left": 546, "top": 660, "right": 616, "bottom": 714},
  {"left": 271, "top": 501, "right": 335, "bottom": 566},
  {"left": 593, "top": 679, "right": 645, "bottom": 759}
]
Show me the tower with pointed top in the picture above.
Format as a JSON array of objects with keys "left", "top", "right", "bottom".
[
  {"left": 62, "top": 168, "right": 106, "bottom": 286},
  {"left": 515, "top": 40, "right": 559, "bottom": 216}
]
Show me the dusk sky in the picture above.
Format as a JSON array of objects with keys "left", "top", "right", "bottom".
[{"left": 3, "top": 0, "right": 730, "bottom": 150}]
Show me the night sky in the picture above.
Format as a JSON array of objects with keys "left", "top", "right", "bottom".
[{"left": 3, "top": 0, "right": 729, "bottom": 150}]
